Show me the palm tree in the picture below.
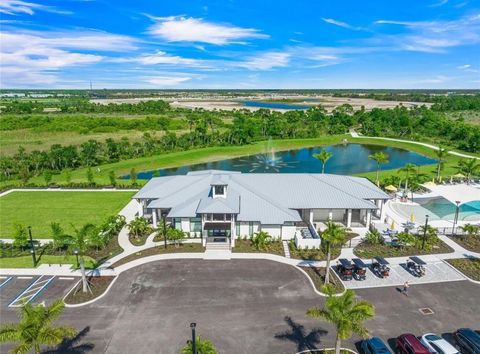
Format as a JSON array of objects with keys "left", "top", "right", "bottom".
[
  {"left": 68, "top": 224, "right": 97, "bottom": 293},
  {"left": 0, "top": 300, "right": 76, "bottom": 354},
  {"left": 181, "top": 336, "right": 218, "bottom": 354},
  {"left": 456, "top": 158, "right": 480, "bottom": 183},
  {"left": 251, "top": 231, "right": 272, "bottom": 250},
  {"left": 306, "top": 286, "right": 375, "bottom": 354},
  {"left": 460, "top": 224, "right": 479, "bottom": 238},
  {"left": 167, "top": 227, "right": 185, "bottom": 247},
  {"left": 127, "top": 217, "right": 150, "bottom": 239},
  {"left": 435, "top": 146, "right": 447, "bottom": 181},
  {"left": 321, "top": 221, "right": 349, "bottom": 285},
  {"left": 369, "top": 152, "right": 389, "bottom": 186},
  {"left": 398, "top": 163, "right": 417, "bottom": 194},
  {"left": 314, "top": 149, "right": 333, "bottom": 174}
]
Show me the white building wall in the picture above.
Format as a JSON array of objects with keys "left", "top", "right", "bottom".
[
  {"left": 261, "top": 225, "right": 281, "bottom": 238},
  {"left": 281, "top": 225, "right": 296, "bottom": 240}
]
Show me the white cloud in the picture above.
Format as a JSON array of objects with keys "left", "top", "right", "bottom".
[
  {"left": 321, "top": 18, "right": 365, "bottom": 31},
  {"left": 374, "top": 13, "right": 480, "bottom": 52},
  {"left": 147, "top": 16, "right": 268, "bottom": 45},
  {"left": 457, "top": 64, "right": 471, "bottom": 69},
  {"left": 0, "top": 29, "right": 135, "bottom": 86},
  {"left": 429, "top": 0, "right": 448, "bottom": 7},
  {"left": 0, "top": 0, "right": 71, "bottom": 15},
  {"left": 116, "top": 50, "right": 207, "bottom": 68},
  {"left": 236, "top": 52, "right": 290, "bottom": 70},
  {"left": 144, "top": 76, "right": 192, "bottom": 86}
]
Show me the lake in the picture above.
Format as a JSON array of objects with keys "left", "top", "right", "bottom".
[
  {"left": 242, "top": 101, "right": 312, "bottom": 110},
  {"left": 127, "top": 143, "right": 437, "bottom": 179}
]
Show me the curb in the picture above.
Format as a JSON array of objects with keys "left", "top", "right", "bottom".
[{"left": 63, "top": 276, "right": 119, "bottom": 308}]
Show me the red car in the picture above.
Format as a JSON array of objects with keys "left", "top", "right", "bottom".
[{"left": 397, "top": 334, "right": 430, "bottom": 354}]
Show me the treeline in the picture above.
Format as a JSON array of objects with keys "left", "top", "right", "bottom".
[
  {"left": 332, "top": 92, "right": 480, "bottom": 111},
  {"left": 1, "top": 99, "right": 170, "bottom": 114},
  {"left": 1, "top": 104, "right": 479, "bottom": 182}
]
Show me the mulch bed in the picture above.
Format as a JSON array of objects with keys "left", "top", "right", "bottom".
[
  {"left": 448, "top": 235, "right": 480, "bottom": 253},
  {"left": 64, "top": 276, "right": 115, "bottom": 304},
  {"left": 353, "top": 240, "right": 454, "bottom": 258},
  {"left": 447, "top": 258, "right": 480, "bottom": 281},
  {"left": 232, "top": 239, "right": 284, "bottom": 255},
  {"left": 110, "top": 243, "right": 204, "bottom": 268},
  {"left": 301, "top": 266, "right": 344, "bottom": 294}
]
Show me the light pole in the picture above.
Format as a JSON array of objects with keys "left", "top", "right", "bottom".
[
  {"left": 163, "top": 213, "right": 167, "bottom": 250},
  {"left": 74, "top": 249, "right": 79, "bottom": 268},
  {"left": 28, "top": 226, "right": 36, "bottom": 266},
  {"left": 190, "top": 323, "right": 197, "bottom": 354},
  {"left": 453, "top": 200, "right": 461, "bottom": 235},
  {"left": 422, "top": 215, "right": 429, "bottom": 250}
]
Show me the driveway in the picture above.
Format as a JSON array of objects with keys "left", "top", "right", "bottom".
[{"left": 0, "top": 259, "right": 479, "bottom": 354}]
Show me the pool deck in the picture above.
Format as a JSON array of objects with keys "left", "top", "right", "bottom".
[{"left": 419, "top": 183, "right": 480, "bottom": 205}]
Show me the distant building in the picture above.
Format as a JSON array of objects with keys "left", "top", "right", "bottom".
[{"left": 133, "top": 170, "right": 389, "bottom": 248}]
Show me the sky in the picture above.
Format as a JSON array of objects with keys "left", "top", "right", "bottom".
[{"left": 1, "top": 0, "right": 479, "bottom": 89}]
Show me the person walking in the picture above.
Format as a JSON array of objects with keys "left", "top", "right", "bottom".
[{"left": 402, "top": 281, "right": 410, "bottom": 296}]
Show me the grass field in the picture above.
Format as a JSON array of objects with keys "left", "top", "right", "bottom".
[
  {"left": 0, "top": 255, "right": 96, "bottom": 268},
  {"left": 0, "top": 191, "right": 135, "bottom": 238}
]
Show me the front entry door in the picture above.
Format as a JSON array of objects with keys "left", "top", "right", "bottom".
[{"left": 207, "top": 229, "right": 230, "bottom": 242}]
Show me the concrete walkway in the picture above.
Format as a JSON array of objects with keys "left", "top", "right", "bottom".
[{"left": 349, "top": 131, "right": 480, "bottom": 160}]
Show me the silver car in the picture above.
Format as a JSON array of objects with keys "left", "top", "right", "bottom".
[{"left": 421, "top": 334, "right": 460, "bottom": 354}]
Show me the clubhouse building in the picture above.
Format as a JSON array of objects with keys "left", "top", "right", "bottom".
[{"left": 133, "top": 170, "right": 389, "bottom": 248}]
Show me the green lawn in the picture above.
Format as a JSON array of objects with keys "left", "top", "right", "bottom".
[
  {"left": 0, "top": 191, "right": 134, "bottom": 238},
  {"left": 0, "top": 255, "right": 95, "bottom": 268}
]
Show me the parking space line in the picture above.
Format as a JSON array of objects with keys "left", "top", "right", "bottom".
[
  {"left": 18, "top": 276, "right": 33, "bottom": 279},
  {"left": 0, "top": 276, "right": 13, "bottom": 289},
  {"left": 58, "top": 277, "right": 74, "bottom": 280},
  {"left": 8, "top": 275, "right": 55, "bottom": 307}
]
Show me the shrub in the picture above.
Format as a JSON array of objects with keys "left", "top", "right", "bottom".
[{"left": 364, "top": 230, "right": 384, "bottom": 245}]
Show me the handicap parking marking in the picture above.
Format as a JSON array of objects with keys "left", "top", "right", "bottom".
[
  {"left": 0, "top": 276, "right": 13, "bottom": 289},
  {"left": 8, "top": 275, "right": 56, "bottom": 308}
]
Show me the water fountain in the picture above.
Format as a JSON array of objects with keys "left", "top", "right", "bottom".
[{"left": 233, "top": 137, "right": 298, "bottom": 172}]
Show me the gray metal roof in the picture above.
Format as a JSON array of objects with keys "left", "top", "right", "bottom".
[{"left": 140, "top": 170, "right": 388, "bottom": 224}]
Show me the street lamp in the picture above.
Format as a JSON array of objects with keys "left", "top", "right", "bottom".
[
  {"left": 453, "top": 200, "right": 461, "bottom": 235},
  {"left": 422, "top": 215, "right": 429, "bottom": 250},
  {"left": 74, "top": 249, "right": 79, "bottom": 268},
  {"left": 163, "top": 213, "right": 167, "bottom": 250},
  {"left": 190, "top": 323, "right": 197, "bottom": 354},
  {"left": 28, "top": 226, "right": 36, "bottom": 266}
]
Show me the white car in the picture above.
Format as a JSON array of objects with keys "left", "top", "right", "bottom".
[{"left": 420, "top": 334, "right": 459, "bottom": 354}]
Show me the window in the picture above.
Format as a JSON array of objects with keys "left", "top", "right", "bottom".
[
  {"left": 190, "top": 218, "right": 201, "bottom": 232},
  {"left": 249, "top": 222, "right": 254, "bottom": 236},
  {"left": 174, "top": 218, "right": 182, "bottom": 230},
  {"left": 214, "top": 185, "right": 225, "bottom": 196},
  {"left": 213, "top": 214, "right": 224, "bottom": 221},
  {"left": 225, "top": 214, "right": 231, "bottom": 221}
]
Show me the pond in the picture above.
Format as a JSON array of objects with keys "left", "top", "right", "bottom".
[
  {"left": 241, "top": 101, "right": 313, "bottom": 110},
  {"left": 128, "top": 143, "right": 437, "bottom": 179}
]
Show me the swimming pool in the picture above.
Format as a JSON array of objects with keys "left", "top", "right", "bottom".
[{"left": 414, "top": 197, "right": 480, "bottom": 221}]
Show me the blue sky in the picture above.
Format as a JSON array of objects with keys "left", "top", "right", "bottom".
[{"left": 1, "top": 0, "right": 479, "bottom": 89}]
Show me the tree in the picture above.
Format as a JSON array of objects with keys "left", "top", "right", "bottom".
[
  {"left": 181, "top": 336, "right": 218, "bottom": 354},
  {"left": 321, "top": 221, "right": 348, "bottom": 285},
  {"left": 368, "top": 152, "right": 389, "bottom": 186},
  {"left": 314, "top": 149, "right": 333, "bottom": 174},
  {"left": 13, "top": 224, "right": 29, "bottom": 249},
  {"left": 460, "top": 224, "right": 479, "bottom": 238},
  {"left": 250, "top": 231, "right": 272, "bottom": 250},
  {"left": 398, "top": 163, "right": 417, "bottom": 194},
  {"left": 67, "top": 224, "right": 97, "bottom": 293},
  {"left": 435, "top": 146, "right": 447, "bottom": 181},
  {"left": 0, "top": 299, "right": 76, "bottom": 354},
  {"left": 50, "top": 222, "right": 70, "bottom": 250},
  {"left": 306, "top": 285, "right": 375, "bottom": 354},
  {"left": 167, "top": 227, "right": 185, "bottom": 247},
  {"left": 417, "top": 224, "right": 439, "bottom": 250},
  {"left": 456, "top": 158, "right": 480, "bottom": 183},
  {"left": 130, "top": 168, "right": 137, "bottom": 186},
  {"left": 86, "top": 167, "right": 94, "bottom": 185},
  {"left": 127, "top": 217, "right": 151, "bottom": 239},
  {"left": 108, "top": 170, "right": 117, "bottom": 187}
]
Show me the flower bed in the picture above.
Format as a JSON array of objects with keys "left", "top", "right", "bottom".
[
  {"left": 353, "top": 240, "right": 454, "bottom": 258},
  {"left": 448, "top": 235, "right": 480, "bottom": 253},
  {"left": 447, "top": 258, "right": 480, "bottom": 281},
  {"left": 64, "top": 276, "right": 115, "bottom": 305},
  {"left": 232, "top": 239, "right": 284, "bottom": 256},
  {"left": 301, "top": 266, "right": 345, "bottom": 294}
]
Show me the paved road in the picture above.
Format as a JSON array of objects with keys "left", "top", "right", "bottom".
[{"left": 1, "top": 260, "right": 479, "bottom": 354}]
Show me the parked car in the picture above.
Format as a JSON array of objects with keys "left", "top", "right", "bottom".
[
  {"left": 397, "top": 334, "right": 430, "bottom": 354},
  {"left": 361, "top": 337, "right": 392, "bottom": 354},
  {"left": 420, "top": 333, "right": 459, "bottom": 354},
  {"left": 454, "top": 328, "right": 480, "bottom": 354}
]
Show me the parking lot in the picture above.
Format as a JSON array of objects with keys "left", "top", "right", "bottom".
[
  {"left": 0, "top": 260, "right": 479, "bottom": 354},
  {"left": 335, "top": 259, "right": 466, "bottom": 289},
  {"left": 0, "top": 275, "right": 79, "bottom": 309}
]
